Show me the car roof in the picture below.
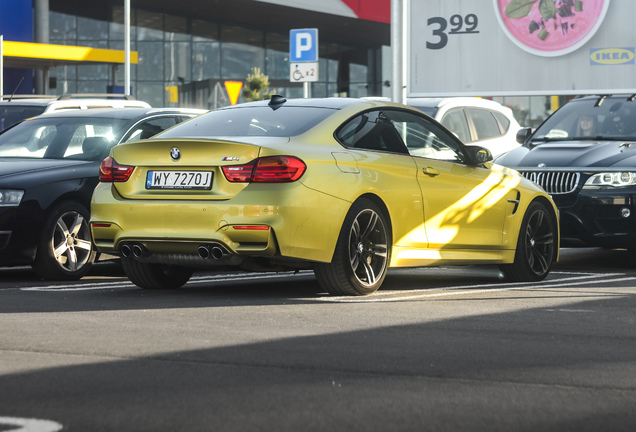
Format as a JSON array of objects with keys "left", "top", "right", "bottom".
[
  {"left": 0, "top": 95, "right": 151, "bottom": 109},
  {"left": 0, "top": 98, "right": 58, "bottom": 105},
  {"left": 221, "top": 97, "right": 370, "bottom": 110},
  {"left": 36, "top": 107, "right": 208, "bottom": 118},
  {"left": 23, "top": 107, "right": 207, "bottom": 121},
  {"left": 406, "top": 97, "right": 507, "bottom": 110}
]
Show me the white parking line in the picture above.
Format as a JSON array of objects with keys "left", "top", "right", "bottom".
[
  {"left": 19, "top": 271, "right": 314, "bottom": 292},
  {"left": 0, "top": 417, "right": 63, "bottom": 432},
  {"left": 320, "top": 273, "right": 635, "bottom": 303},
  {"left": 17, "top": 270, "right": 633, "bottom": 298}
]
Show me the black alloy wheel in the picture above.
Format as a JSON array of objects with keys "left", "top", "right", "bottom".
[
  {"left": 500, "top": 201, "right": 555, "bottom": 282},
  {"left": 315, "top": 198, "right": 390, "bottom": 296}
]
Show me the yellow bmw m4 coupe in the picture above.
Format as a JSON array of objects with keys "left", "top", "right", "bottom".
[{"left": 90, "top": 97, "right": 559, "bottom": 296}]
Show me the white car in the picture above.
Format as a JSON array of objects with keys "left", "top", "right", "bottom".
[
  {"left": 407, "top": 97, "right": 522, "bottom": 157},
  {"left": 0, "top": 94, "right": 151, "bottom": 131}
]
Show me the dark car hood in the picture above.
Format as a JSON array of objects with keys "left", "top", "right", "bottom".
[
  {"left": 0, "top": 158, "right": 93, "bottom": 177},
  {"left": 0, "top": 158, "right": 98, "bottom": 189},
  {"left": 496, "top": 140, "right": 636, "bottom": 169}
]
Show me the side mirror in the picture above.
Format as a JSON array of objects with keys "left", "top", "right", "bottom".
[
  {"left": 465, "top": 146, "right": 493, "bottom": 165},
  {"left": 516, "top": 127, "right": 533, "bottom": 144}
]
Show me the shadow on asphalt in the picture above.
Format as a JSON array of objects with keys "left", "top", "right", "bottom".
[{"left": 0, "top": 288, "right": 635, "bottom": 431}]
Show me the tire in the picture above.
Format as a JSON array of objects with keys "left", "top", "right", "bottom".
[
  {"left": 500, "top": 201, "right": 556, "bottom": 282},
  {"left": 32, "top": 201, "right": 96, "bottom": 281},
  {"left": 315, "top": 198, "right": 391, "bottom": 296},
  {"left": 121, "top": 257, "right": 193, "bottom": 289}
]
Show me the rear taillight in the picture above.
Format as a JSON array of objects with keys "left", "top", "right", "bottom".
[
  {"left": 222, "top": 156, "right": 306, "bottom": 183},
  {"left": 99, "top": 156, "right": 135, "bottom": 182},
  {"left": 222, "top": 160, "right": 256, "bottom": 182}
]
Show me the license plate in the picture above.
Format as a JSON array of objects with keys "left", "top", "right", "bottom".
[{"left": 146, "top": 171, "right": 213, "bottom": 190}]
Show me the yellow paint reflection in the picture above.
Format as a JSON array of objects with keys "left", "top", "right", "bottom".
[{"left": 398, "top": 166, "right": 521, "bottom": 247}]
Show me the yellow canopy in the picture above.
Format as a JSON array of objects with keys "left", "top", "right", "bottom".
[{"left": 2, "top": 41, "right": 138, "bottom": 68}]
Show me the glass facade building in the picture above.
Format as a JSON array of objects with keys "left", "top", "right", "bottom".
[
  {"left": 1, "top": 0, "right": 556, "bottom": 126},
  {"left": 42, "top": 1, "right": 389, "bottom": 109}
]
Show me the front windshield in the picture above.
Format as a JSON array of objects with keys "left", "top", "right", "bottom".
[
  {"left": 0, "top": 116, "right": 129, "bottom": 160},
  {"left": 533, "top": 96, "right": 636, "bottom": 142}
]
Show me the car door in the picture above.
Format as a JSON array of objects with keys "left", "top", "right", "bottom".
[
  {"left": 336, "top": 109, "right": 429, "bottom": 250},
  {"left": 384, "top": 109, "right": 510, "bottom": 251}
]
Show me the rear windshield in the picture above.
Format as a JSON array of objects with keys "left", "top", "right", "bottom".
[
  {"left": 0, "top": 105, "right": 47, "bottom": 131},
  {"left": 158, "top": 106, "right": 336, "bottom": 138}
]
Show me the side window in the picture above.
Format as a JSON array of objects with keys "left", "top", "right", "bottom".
[
  {"left": 123, "top": 116, "right": 179, "bottom": 142},
  {"left": 492, "top": 111, "right": 511, "bottom": 133},
  {"left": 383, "top": 109, "right": 465, "bottom": 162},
  {"left": 440, "top": 109, "right": 471, "bottom": 143},
  {"left": 468, "top": 109, "right": 502, "bottom": 141},
  {"left": 336, "top": 110, "right": 408, "bottom": 154}
]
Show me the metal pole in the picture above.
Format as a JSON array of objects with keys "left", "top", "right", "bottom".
[
  {"left": 124, "top": 0, "right": 131, "bottom": 95},
  {"left": 391, "top": 0, "right": 404, "bottom": 104},
  {"left": 34, "top": 0, "right": 49, "bottom": 94},
  {"left": 303, "top": 82, "right": 310, "bottom": 98},
  {"left": 403, "top": 0, "right": 409, "bottom": 103}
]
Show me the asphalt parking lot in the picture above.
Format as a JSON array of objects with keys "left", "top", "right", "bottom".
[{"left": 0, "top": 248, "right": 635, "bottom": 431}]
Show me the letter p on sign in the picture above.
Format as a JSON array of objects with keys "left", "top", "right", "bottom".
[{"left": 290, "top": 28, "right": 318, "bottom": 62}]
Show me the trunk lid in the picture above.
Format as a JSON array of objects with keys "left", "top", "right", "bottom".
[{"left": 109, "top": 137, "right": 289, "bottom": 200}]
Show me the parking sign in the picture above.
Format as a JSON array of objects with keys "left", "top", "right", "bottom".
[{"left": 290, "top": 28, "right": 318, "bottom": 62}]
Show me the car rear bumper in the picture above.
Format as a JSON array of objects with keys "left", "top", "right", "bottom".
[{"left": 90, "top": 182, "right": 349, "bottom": 265}]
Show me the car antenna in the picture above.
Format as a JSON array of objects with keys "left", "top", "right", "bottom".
[
  {"left": 268, "top": 94, "right": 287, "bottom": 110},
  {"left": 7, "top": 77, "right": 25, "bottom": 102}
]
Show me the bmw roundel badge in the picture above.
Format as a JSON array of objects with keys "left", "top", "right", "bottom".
[{"left": 170, "top": 147, "right": 181, "bottom": 161}]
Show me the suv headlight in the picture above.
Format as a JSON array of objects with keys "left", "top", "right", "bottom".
[
  {"left": 584, "top": 172, "right": 636, "bottom": 188},
  {"left": 0, "top": 190, "right": 25, "bottom": 206}
]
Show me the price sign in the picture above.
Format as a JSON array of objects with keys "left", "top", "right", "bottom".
[{"left": 409, "top": 0, "right": 634, "bottom": 97}]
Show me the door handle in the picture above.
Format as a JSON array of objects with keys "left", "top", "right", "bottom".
[{"left": 422, "top": 167, "right": 440, "bottom": 177}]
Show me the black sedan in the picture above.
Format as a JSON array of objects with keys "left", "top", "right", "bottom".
[
  {"left": 495, "top": 94, "right": 636, "bottom": 250},
  {"left": 0, "top": 107, "right": 205, "bottom": 280}
]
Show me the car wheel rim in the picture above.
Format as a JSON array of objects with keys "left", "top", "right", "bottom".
[
  {"left": 348, "top": 209, "right": 388, "bottom": 287},
  {"left": 524, "top": 209, "right": 554, "bottom": 276},
  {"left": 52, "top": 211, "right": 93, "bottom": 273}
]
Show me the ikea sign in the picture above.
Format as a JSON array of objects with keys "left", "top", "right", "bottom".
[
  {"left": 409, "top": 0, "right": 636, "bottom": 96},
  {"left": 590, "top": 48, "right": 635, "bottom": 65}
]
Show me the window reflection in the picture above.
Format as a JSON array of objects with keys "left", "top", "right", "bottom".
[{"left": 221, "top": 25, "right": 264, "bottom": 78}]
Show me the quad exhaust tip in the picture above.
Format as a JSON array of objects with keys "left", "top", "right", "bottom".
[
  {"left": 198, "top": 244, "right": 226, "bottom": 260},
  {"left": 132, "top": 244, "right": 144, "bottom": 258},
  {"left": 120, "top": 243, "right": 132, "bottom": 258},
  {"left": 121, "top": 242, "right": 226, "bottom": 260},
  {"left": 120, "top": 243, "right": 147, "bottom": 258}
]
